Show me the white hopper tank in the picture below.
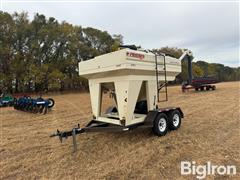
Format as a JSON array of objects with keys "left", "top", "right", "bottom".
[{"left": 79, "top": 48, "right": 184, "bottom": 126}]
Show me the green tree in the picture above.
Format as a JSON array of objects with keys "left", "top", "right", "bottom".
[{"left": 0, "top": 11, "right": 15, "bottom": 92}]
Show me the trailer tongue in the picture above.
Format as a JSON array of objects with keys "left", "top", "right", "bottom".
[
  {"left": 50, "top": 120, "right": 154, "bottom": 152},
  {"left": 50, "top": 47, "right": 191, "bottom": 152}
]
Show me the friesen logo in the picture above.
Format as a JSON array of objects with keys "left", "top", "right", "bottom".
[{"left": 126, "top": 52, "right": 145, "bottom": 60}]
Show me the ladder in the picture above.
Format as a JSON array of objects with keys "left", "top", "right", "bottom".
[{"left": 155, "top": 53, "right": 168, "bottom": 103}]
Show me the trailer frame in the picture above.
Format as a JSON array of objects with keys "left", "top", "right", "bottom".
[{"left": 50, "top": 107, "right": 183, "bottom": 152}]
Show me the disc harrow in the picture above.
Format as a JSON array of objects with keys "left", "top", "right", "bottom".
[{"left": 14, "top": 96, "right": 54, "bottom": 114}]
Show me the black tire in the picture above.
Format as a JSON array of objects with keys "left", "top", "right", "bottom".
[
  {"left": 47, "top": 98, "right": 55, "bottom": 108},
  {"left": 206, "top": 86, "right": 210, "bottom": 91},
  {"left": 168, "top": 110, "right": 181, "bottom": 130},
  {"left": 212, "top": 86, "right": 216, "bottom": 90},
  {"left": 152, "top": 113, "right": 168, "bottom": 136},
  {"left": 195, "top": 88, "right": 199, "bottom": 91},
  {"left": 200, "top": 86, "right": 204, "bottom": 91}
]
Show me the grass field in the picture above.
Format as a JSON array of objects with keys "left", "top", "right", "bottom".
[{"left": 1, "top": 82, "right": 239, "bottom": 179}]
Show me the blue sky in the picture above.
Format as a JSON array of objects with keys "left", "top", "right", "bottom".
[{"left": 1, "top": 1, "right": 239, "bottom": 67}]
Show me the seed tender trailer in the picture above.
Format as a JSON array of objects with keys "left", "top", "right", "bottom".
[{"left": 51, "top": 47, "right": 192, "bottom": 152}]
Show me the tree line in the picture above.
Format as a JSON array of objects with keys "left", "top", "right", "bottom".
[
  {"left": 0, "top": 11, "right": 239, "bottom": 93},
  {"left": 0, "top": 11, "right": 123, "bottom": 93}
]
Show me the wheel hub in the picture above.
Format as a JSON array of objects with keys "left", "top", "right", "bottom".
[
  {"left": 158, "top": 118, "right": 167, "bottom": 132},
  {"left": 173, "top": 114, "right": 180, "bottom": 127}
]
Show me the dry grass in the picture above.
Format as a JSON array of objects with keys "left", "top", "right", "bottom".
[{"left": 1, "top": 82, "right": 239, "bottom": 179}]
